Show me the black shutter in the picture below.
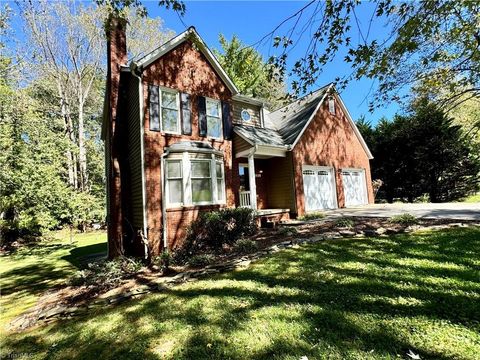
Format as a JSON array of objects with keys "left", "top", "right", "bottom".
[
  {"left": 180, "top": 93, "right": 192, "bottom": 135},
  {"left": 148, "top": 85, "right": 160, "bottom": 131},
  {"left": 198, "top": 96, "right": 207, "bottom": 137},
  {"left": 222, "top": 101, "right": 232, "bottom": 140}
]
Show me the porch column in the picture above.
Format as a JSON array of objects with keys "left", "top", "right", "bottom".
[{"left": 248, "top": 153, "right": 257, "bottom": 210}]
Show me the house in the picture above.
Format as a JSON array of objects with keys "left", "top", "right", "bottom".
[{"left": 103, "top": 18, "right": 374, "bottom": 257}]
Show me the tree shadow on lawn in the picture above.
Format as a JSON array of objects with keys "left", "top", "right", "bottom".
[
  {"left": 3, "top": 228, "right": 480, "bottom": 360},
  {"left": 61, "top": 242, "right": 107, "bottom": 268}
]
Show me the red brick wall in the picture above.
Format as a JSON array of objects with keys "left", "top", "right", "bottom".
[
  {"left": 141, "top": 40, "right": 235, "bottom": 253},
  {"left": 292, "top": 96, "right": 374, "bottom": 216}
]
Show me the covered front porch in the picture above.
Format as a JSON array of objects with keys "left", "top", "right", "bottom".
[{"left": 233, "top": 126, "right": 296, "bottom": 224}]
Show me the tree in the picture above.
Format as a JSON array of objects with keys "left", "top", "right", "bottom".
[
  {"left": 266, "top": 0, "right": 480, "bottom": 111},
  {"left": 214, "top": 35, "right": 289, "bottom": 110},
  {"left": 358, "top": 100, "right": 480, "bottom": 203},
  {"left": 20, "top": 1, "right": 106, "bottom": 191}
]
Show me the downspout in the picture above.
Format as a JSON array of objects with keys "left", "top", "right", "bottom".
[
  {"left": 131, "top": 69, "right": 149, "bottom": 259},
  {"left": 160, "top": 149, "right": 171, "bottom": 250}
]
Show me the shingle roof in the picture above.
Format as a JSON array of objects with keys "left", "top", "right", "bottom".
[
  {"left": 266, "top": 86, "right": 330, "bottom": 146},
  {"left": 234, "top": 125, "right": 286, "bottom": 147},
  {"left": 233, "top": 85, "right": 330, "bottom": 148}
]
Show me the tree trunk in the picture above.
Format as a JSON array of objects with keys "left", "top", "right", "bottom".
[
  {"left": 77, "top": 97, "right": 88, "bottom": 192},
  {"left": 58, "top": 83, "right": 76, "bottom": 188}
]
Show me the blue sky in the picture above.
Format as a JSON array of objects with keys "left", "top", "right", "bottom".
[
  {"left": 6, "top": 0, "right": 401, "bottom": 124},
  {"left": 145, "top": 1, "right": 401, "bottom": 124}
]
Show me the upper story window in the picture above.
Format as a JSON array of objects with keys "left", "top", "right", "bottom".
[
  {"left": 161, "top": 89, "right": 180, "bottom": 133},
  {"left": 328, "top": 96, "right": 335, "bottom": 115},
  {"left": 206, "top": 98, "right": 222, "bottom": 138},
  {"left": 148, "top": 85, "right": 181, "bottom": 133}
]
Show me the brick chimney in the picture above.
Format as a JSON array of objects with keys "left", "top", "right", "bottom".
[{"left": 105, "top": 15, "right": 128, "bottom": 259}]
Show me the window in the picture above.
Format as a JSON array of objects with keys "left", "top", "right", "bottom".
[
  {"left": 161, "top": 89, "right": 180, "bottom": 133},
  {"left": 166, "top": 160, "right": 183, "bottom": 204},
  {"left": 191, "top": 160, "right": 213, "bottom": 203},
  {"left": 206, "top": 98, "right": 222, "bottom": 138},
  {"left": 241, "top": 109, "right": 251, "bottom": 122},
  {"left": 216, "top": 161, "right": 225, "bottom": 201},
  {"left": 328, "top": 96, "right": 335, "bottom": 114},
  {"left": 165, "top": 155, "right": 225, "bottom": 207}
]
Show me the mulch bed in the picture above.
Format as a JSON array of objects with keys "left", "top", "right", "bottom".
[{"left": 8, "top": 216, "right": 479, "bottom": 332}]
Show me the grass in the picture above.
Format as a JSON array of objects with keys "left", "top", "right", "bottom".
[
  {"left": 2, "top": 227, "right": 479, "bottom": 359},
  {"left": 389, "top": 213, "right": 419, "bottom": 226},
  {"left": 0, "top": 230, "right": 106, "bottom": 327},
  {"left": 462, "top": 193, "right": 480, "bottom": 203}
]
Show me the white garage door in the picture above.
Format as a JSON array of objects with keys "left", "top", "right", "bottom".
[
  {"left": 342, "top": 169, "right": 368, "bottom": 207},
  {"left": 302, "top": 166, "right": 337, "bottom": 211}
]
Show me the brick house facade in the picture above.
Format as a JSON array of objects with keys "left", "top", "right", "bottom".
[{"left": 103, "top": 22, "right": 374, "bottom": 258}]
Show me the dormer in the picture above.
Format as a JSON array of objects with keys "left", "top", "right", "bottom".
[{"left": 231, "top": 94, "right": 266, "bottom": 128}]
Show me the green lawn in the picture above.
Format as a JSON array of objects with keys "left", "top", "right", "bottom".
[
  {"left": 462, "top": 193, "right": 480, "bottom": 203},
  {"left": 2, "top": 227, "right": 480, "bottom": 360},
  {"left": 0, "top": 230, "right": 106, "bottom": 327}
]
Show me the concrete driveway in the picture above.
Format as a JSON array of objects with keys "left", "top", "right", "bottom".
[{"left": 329, "top": 202, "right": 480, "bottom": 221}]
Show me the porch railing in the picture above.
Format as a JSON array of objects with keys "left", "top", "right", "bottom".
[{"left": 239, "top": 191, "right": 251, "bottom": 208}]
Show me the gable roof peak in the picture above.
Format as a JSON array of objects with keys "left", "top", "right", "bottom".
[{"left": 131, "top": 27, "right": 239, "bottom": 95}]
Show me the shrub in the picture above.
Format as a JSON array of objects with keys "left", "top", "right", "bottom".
[
  {"left": 335, "top": 217, "right": 355, "bottom": 229},
  {"left": 233, "top": 238, "right": 258, "bottom": 254},
  {"left": 188, "top": 254, "right": 216, "bottom": 267},
  {"left": 180, "top": 207, "right": 257, "bottom": 256},
  {"left": 277, "top": 226, "right": 298, "bottom": 236},
  {"left": 389, "top": 213, "right": 419, "bottom": 226},
  {"left": 299, "top": 212, "right": 325, "bottom": 221},
  {"left": 70, "top": 257, "right": 144, "bottom": 289},
  {"left": 153, "top": 250, "right": 171, "bottom": 272}
]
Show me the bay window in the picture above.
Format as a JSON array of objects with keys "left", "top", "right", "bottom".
[
  {"left": 191, "top": 160, "right": 212, "bottom": 203},
  {"left": 165, "top": 153, "right": 225, "bottom": 207},
  {"left": 166, "top": 160, "right": 183, "bottom": 204}
]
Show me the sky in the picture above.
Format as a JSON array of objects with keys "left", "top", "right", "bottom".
[
  {"left": 143, "top": 0, "right": 400, "bottom": 124},
  {"left": 5, "top": 0, "right": 401, "bottom": 124}
]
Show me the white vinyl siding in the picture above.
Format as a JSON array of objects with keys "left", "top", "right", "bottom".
[
  {"left": 206, "top": 98, "right": 222, "bottom": 138},
  {"left": 161, "top": 88, "right": 180, "bottom": 133}
]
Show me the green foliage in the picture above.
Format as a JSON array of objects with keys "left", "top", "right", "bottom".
[
  {"left": 174, "top": 208, "right": 257, "bottom": 264},
  {"left": 233, "top": 238, "right": 258, "bottom": 254},
  {"left": 389, "top": 213, "right": 419, "bottom": 226},
  {"left": 214, "top": 34, "right": 289, "bottom": 110},
  {"left": 268, "top": 1, "right": 480, "bottom": 112},
  {"left": 277, "top": 226, "right": 298, "bottom": 236},
  {"left": 153, "top": 250, "right": 171, "bottom": 271},
  {"left": 358, "top": 99, "right": 480, "bottom": 202},
  {"left": 335, "top": 217, "right": 355, "bottom": 229},
  {"left": 188, "top": 254, "right": 215, "bottom": 267},
  {"left": 0, "top": 78, "right": 105, "bottom": 245},
  {"left": 299, "top": 212, "right": 325, "bottom": 221}
]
